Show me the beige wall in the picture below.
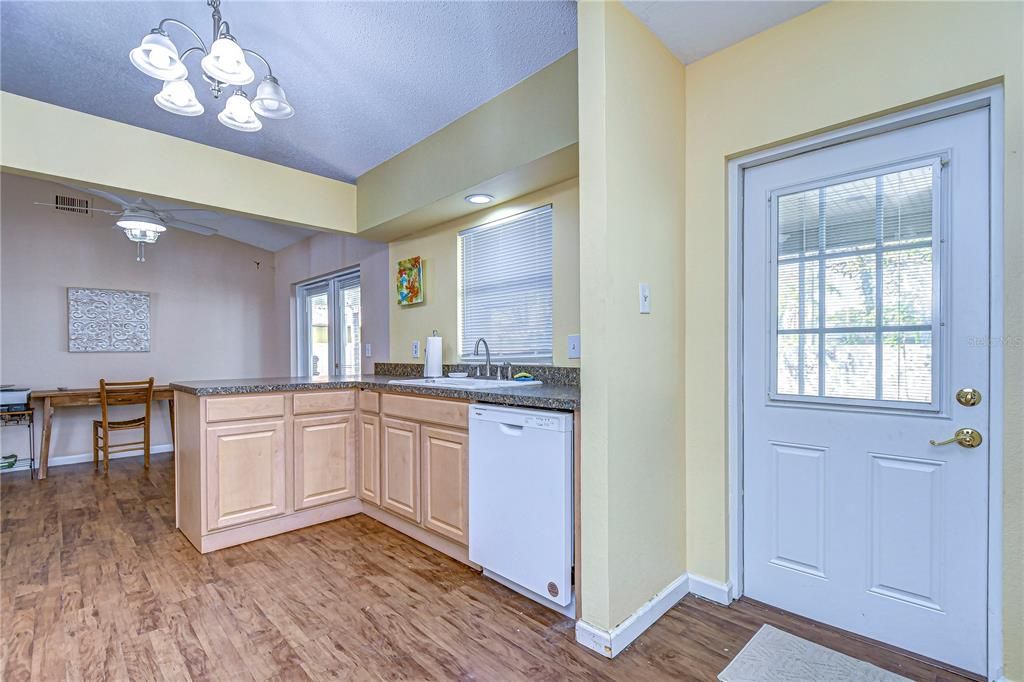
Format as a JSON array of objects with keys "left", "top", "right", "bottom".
[
  {"left": 0, "top": 93, "right": 357, "bottom": 233},
  {"left": 357, "top": 53, "right": 579, "bottom": 234},
  {"left": 0, "top": 173, "right": 277, "bottom": 460},
  {"left": 271, "top": 231, "right": 390, "bottom": 375},
  {"left": 387, "top": 178, "right": 580, "bottom": 367},
  {"left": 577, "top": 1, "right": 686, "bottom": 630},
  {"left": 682, "top": 2, "right": 1023, "bottom": 677}
]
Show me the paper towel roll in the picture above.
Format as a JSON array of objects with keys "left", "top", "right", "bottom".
[{"left": 424, "top": 333, "right": 443, "bottom": 378}]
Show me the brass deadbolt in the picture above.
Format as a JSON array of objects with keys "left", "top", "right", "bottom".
[{"left": 956, "top": 388, "right": 982, "bottom": 407}]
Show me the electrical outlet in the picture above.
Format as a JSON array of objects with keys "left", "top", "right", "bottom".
[
  {"left": 364, "top": 343, "right": 372, "bottom": 358},
  {"left": 412, "top": 340, "right": 420, "bottom": 358},
  {"left": 639, "top": 283, "right": 651, "bottom": 314},
  {"left": 568, "top": 334, "right": 581, "bottom": 359}
]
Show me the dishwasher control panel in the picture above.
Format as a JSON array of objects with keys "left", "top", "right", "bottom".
[
  {"left": 525, "top": 415, "right": 562, "bottom": 431},
  {"left": 471, "top": 404, "right": 573, "bottom": 432}
]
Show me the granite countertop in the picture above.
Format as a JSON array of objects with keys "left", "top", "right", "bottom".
[{"left": 170, "top": 375, "right": 580, "bottom": 411}]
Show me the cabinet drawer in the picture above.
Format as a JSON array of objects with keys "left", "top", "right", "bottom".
[
  {"left": 380, "top": 393, "right": 468, "bottom": 428},
  {"left": 293, "top": 390, "right": 355, "bottom": 415},
  {"left": 206, "top": 394, "right": 285, "bottom": 423},
  {"left": 358, "top": 389, "right": 380, "bottom": 413}
]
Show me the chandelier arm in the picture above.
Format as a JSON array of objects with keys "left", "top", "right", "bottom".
[
  {"left": 156, "top": 18, "right": 208, "bottom": 54},
  {"left": 242, "top": 48, "right": 274, "bottom": 78},
  {"left": 179, "top": 46, "right": 206, "bottom": 62}
]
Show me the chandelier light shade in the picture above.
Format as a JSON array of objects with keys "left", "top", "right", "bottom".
[
  {"left": 154, "top": 80, "right": 204, "bottom": 116},
  {"left": 218, "top": 90, "right": 262, "bottom": 132},
  {"left": 129, "top": 31, "right": 188, "bottom": 81},
  {"left": 130, "top": 0, "right": 293, "bottom": 132},
  {"left": 201, "top": 36, "right": 254, "bottom": 86},
  {"left": 251, "top": 76, "right": 294, "bottom": 119}
]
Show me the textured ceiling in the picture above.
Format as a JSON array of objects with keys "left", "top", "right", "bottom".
[
  {"left": 624, "top": 1, "right": 824, "bottom": 64},
  {"left": 0, "top": 1, "right": 577, "bottom": 183}
]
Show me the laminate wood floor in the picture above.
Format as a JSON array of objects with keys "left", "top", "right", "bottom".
[{"left": 2, "top": 453, "right": 975, "bottom": 681}]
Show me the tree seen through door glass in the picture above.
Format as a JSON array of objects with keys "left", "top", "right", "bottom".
[{"left": 775, "top": 165, "right": 936, "bottom": 403}]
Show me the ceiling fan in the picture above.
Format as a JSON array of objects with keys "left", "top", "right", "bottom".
[{"left": 35, "top": 187, "right": 218, "bottom": 262}]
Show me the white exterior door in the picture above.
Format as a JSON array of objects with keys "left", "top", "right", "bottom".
[{"left": 742, "top": 108, "right": 990, "bottom": 674}]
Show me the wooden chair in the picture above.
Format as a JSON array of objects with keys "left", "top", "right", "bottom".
[{"left": 92, "top": 378, "right": 155, "bottom": 473}]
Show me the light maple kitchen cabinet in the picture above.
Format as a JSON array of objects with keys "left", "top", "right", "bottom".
[
  {"left": 293, "top": 412, "right": 356, "bottom": 510},
  {"left": 361, "top": 392, "right": 471, "bottom": 553},
  {"left": 175, "top": 388, "right": 362, "bottom": 553},
  {"left": 421, "top": 425, "right": 469, "bottom": 544},
  {"left": 357, "top": 413, "right": 381, "bottom": 505},
  {"left": 205, "top": 418, "right": 287, "bottom": 531},
  {"left": 380, "top": 416, "right": 421, "bottom": 522}
]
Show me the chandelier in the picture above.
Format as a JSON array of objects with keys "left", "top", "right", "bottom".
[{"left": 129, "top": 0, "right": 294, "bottom": 132}]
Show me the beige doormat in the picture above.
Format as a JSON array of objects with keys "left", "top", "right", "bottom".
[{"left": 718, "top": 625, "right": 912, "bottom": 681}]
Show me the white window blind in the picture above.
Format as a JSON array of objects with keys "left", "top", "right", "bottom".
[
  {"left": 459, "top": 205, "right": 553, "bottom": 363},
  {"left": 772, "top": 161, "right": 939, "bottom": 406}
]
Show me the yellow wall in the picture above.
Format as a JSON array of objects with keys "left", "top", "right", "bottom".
[
  {"left": 577, "top": 0, "right": 686, "bottom": 631},
  {"left": 682, "top": 1, "right": 1023, "bottom": 677},
  {"left": 388, "top": 178, "right": 580, "bottom": 366},
  {"left": 0, "top": 92, "right": 357, "bottom": 233},
  {"left": 358, "top": 53, "right": 579, "bottom": 233}
]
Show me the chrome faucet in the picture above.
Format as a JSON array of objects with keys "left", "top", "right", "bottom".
[{"left": 473, "top": 337, "right": 492, "bottom": 377}]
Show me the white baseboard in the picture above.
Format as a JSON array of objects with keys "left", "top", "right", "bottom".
[
  {"left": 688, "top": 574, "right": 733, "bottom": 605},
  {"left": 575, "top": 572, "right": 690, "bottom": 658},
  {"left": 46, "top": 443, "right": 173, "bottom": 469}
]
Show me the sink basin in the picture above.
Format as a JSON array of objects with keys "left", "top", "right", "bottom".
[{"left": 388, "top": 377, "right": 542, "bottom": 390}]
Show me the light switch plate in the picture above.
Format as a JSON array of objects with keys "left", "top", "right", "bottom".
[
  {"left": 639, "top": 283, "right": 651, "bottom": 314},
  {"left": 412, "top": 340, "right": 420, "bottom": 358},
  {"left": 568, "top": 334, "right": 581, "bottom": 359},
  {"left": 364, "top": 343, "right": 372, "bottom": 358}
]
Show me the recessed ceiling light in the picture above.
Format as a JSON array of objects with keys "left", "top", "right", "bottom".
[{"left": 465, "top": 194, "right": 494, "bottom": 205}]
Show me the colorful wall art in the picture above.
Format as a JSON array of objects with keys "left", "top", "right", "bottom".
[{"left": 396, "top": 256, "right": 424, "bottom": 306}]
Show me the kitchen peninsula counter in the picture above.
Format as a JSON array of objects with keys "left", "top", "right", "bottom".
[{"left": 170, "top": 374, "right": 580, "bottom": 411}]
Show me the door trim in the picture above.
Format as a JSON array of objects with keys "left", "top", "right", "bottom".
[{"left": 726, "top": 85, "right": 1005, "bottom": 680}]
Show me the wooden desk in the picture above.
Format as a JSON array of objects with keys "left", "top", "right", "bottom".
[{"left": 32, "top": 386, "right": 174, "bottom": 479}]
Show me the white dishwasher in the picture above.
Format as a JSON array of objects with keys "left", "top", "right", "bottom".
[{"left": 469, "top": 404, "right": 574, "bottom": 616}]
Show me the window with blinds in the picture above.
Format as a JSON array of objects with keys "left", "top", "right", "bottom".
[
  {"left": 459, "top": 205, "right": 553, "bottom": 363},
  {"left": 771, "top": 160, "right": 941, "bottom": 407}
]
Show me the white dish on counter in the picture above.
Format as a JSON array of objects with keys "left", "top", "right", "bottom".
[
  {"left": 388, "top": 377, "right": 541, "bottom": 389},
  {"left": 448, "top": 372, "right": 469, "bottom": 378}
]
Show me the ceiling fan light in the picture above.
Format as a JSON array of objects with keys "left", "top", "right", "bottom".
[
  {"left": 201, "top": 36, "right": 254, "bottom": 86},
  {"left": 251, "top": 76, "right": 294, "bottom": 119},
  {"left": 218, "top": 90, "right": 262, "bottom": 132},
  {"left": 154, "top": 80, "right": 204, "bottom": 116},
  {"left": 129, "top": 31, "right": 187, "bottom": 81},
  {"left": 116, "top": 212, "right": 167, "bottom": 244}
]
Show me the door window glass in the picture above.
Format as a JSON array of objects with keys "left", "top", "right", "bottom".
[{"left": 773, "top": 162, "right": 939, "bottom": 406}]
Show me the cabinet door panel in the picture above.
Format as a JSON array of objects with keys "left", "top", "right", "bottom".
[
  {"left": 358, "top": 414, "right": 381, "bottom": 506},
  {"left": 294, "top": 413, "right": 356, "bottom": 510},
  {"left": 421, "top": 426, "right": 469, "bottom": 545},
  {"left": 206, "top": 419, "right": 286, "bottom": 531},
  {"left": 381, "top": 417, "right": 420, "bottom": 522}
]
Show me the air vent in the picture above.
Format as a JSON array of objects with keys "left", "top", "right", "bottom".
[{"left": 54, "top": 194, "right": 90, "bottom": 214}]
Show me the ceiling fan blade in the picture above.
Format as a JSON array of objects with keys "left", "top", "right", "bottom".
[
  {"left": 165, "top": 219, "right": 218, "bottom": 236},
  {"left": 76, "top": 187, "right": 134, "bottom": 208},
  {"left": 32, "top": 202, "right": 122, "bottom": 215}
]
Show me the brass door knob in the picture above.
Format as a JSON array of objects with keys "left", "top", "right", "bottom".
[
  {"left": 930, "top": 428, "right": 983, "bottom": 448},
  {"left": 956, "top": 388, "right": 982, "bottom": 407}
]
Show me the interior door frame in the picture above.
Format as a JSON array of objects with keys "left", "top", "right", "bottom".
[{"left": 726, "top": 85, "right": 1005, "bottom": 680}]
